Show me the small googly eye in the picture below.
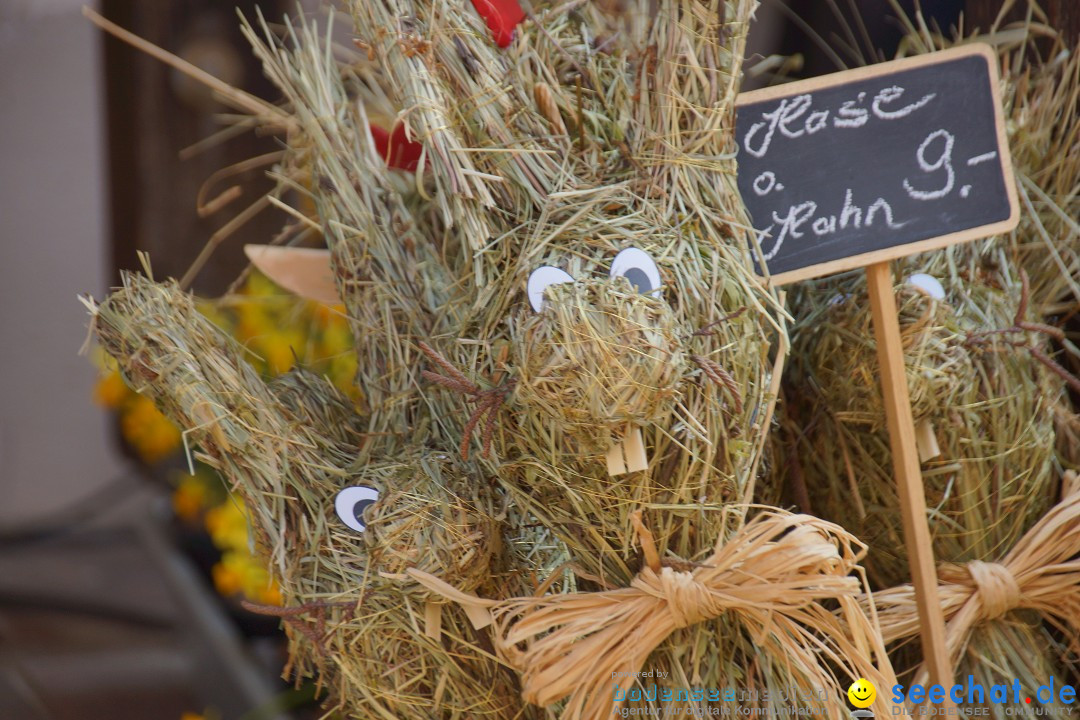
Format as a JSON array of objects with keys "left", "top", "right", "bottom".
[
  {"left": 527, "top": 266, "right": 575, "bottom": 312},
  {"left": 906, "top": 273, "right": 945, "bottom": 300},
  {"left": 335, "top": 486, "right": 379, "bottom": 533},
  {"left": 609, "top": 248, "right": 662, "bottom": 298}
]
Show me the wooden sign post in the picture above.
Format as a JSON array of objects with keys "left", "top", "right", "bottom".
[{"left": 735, "top": 44, "right": 1020, "bottom": 694}]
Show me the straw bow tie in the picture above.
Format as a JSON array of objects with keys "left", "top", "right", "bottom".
[
  {"left": 409, "top": 508, "right": 896, "bottom": 720},
  {"left": 873, "top": 472, "right": 1080, "bottom": 685}
]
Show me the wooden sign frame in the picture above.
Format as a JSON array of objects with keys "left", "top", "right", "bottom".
[{"left": 736, "top": 43, "right": 1020, "bottom": 286}]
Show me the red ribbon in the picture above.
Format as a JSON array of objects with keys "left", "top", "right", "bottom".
[
  {"left": 370, "top": 123, "right": 423, "bottom": 172},
  {"left": 470, "top": 0, "right": 524, "bottom": 48}
]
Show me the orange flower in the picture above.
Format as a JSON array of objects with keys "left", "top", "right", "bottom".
[
  {"left": 120, "top": 395, "right": 182, "bottom": 463},
  {"left": 211, "top": 556, "right": 245, "bottom": 598},
  {"left": 93, "top": 371, "right": 130, "bottom": 409},
  {"left": 172, "top": 475, "right": 210, "bottom": 523}
]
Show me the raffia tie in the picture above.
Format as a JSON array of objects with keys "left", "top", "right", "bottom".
[
  {"left": 633, "top": 565, "right": 723, "bottom": 629},
  {"left": 409, "top": 508, "right": 898, "bottom": 720},
  {"left": 872, "top": 474, "right": 1080, "bottom": 685},
  {"left": 965, "top": 560, "right": 1021, "bottom": 621}
]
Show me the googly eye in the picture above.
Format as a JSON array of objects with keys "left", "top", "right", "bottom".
[
  {"left": 527, "top": 266, "right": 575, "bottom": 312},
  {"left": 335, "top": 486, "right": 379, "bottom": 533},
  {"left": 906, "top": 273, "right": 945, "bottom": 300},
  {"left": 609, "top": 248, "right": 662, "bottom": 298}
]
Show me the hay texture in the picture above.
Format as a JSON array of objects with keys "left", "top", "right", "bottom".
[
  {"left": 89, "top": 272, "right": 529, "bottom": 719},
  {"left": 326, "top": 0, "right": 898, "bottom": 716},
  {"left": 779, "top": 265, "right": 1072, "bottom": 713},
  {"left": 82, "top": 0, "right": 908, "bottom": 717},
  {"left": 769, "top": 11, "right": 1080, "bottom": 710}
]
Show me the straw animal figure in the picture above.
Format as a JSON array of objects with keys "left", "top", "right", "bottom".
[
  {"left": 89, "top": 273, "right": 535, "bottom": 719},
  {"left": 83, "top": 9, "right": 551, "bottom": 719},
  {"left": 86, "top": 1, "right": 901, "bottom": 718},
  {"left": 778, "top": 264, "right": 1078, "bottom": 714},
  {"left": 335, "top": 0, "right": 900, "bottom": 717},
  {"left": 885, "top": 8, "right": 1080, "bottom": 467},
  {"left": 365, "top": 0, "right": 785, "bottom": 586}
]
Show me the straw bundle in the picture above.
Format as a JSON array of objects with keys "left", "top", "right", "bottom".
[
  {"left": 785, "top": 275, "right": 1060, "bottom": 588},
  {"left": 778, "top": 265, "right": 1073, "bottom": 710},
  {"left": 88, "top": 272, "right": 530, "bottom": 719},
  {"left": 1000, "top": 42, "right": 1080, "bottom": 315},
  {"left": 236, "top": 12, "right": 464, "bottom": 440}
]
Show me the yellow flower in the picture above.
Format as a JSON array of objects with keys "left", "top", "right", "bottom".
[
  {"left": 211, "top": 556, "right": 245, "bottom": 598},
  {"left": 180, "top": 713, "right": 206, "bottom": 720},
  {"left": 328, "top": 353, "right": 359, "bottom": 394},
  {"left": 258, "top": 329, "right": 306, "bottom": 375},
  {"left": 120, "top": 395, "right": 181, "bottom": 464},
  {"left": 317, "top": 313, "right": 353, "bottom": 359},
  {"left": 93, "top": 370, "right": 130, "bottom": 409},
  {"left": 204, "top": 499, "right": 251, "bottom": 553},
  {"left": 172, "top": 475, "right": 211, "bottom": 523}
]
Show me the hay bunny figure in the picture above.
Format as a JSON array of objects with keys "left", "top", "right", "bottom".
[
  {"left": 334, "top": 1, "right": 896, "bottom": 718},
  {"left": 89, "top": 1, "right": 898, "bottom": 719},
  {"left": 91, "top": 274, "right": 530, "bottom": 719},
  {"left": 87, "top": 11, "right": 544, "bottom": 719}
]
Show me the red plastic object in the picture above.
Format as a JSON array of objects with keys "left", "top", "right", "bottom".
[
  {"left": 370, "top": 123, "right": 423, "bottom": 172},
  {"left": 470, "top": 0, "right": 524, "bottom": 48}
]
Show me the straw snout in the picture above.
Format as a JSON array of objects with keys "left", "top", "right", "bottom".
[
  {"left": 511, "top": 278, "right": 689, "bottom": 455},
  {"left": 330, "top": 453, "right": 499, "bottom": 595}
]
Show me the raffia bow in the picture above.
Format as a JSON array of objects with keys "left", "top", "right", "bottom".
[
  {"left": 872, "top": 472, "right": 1080, "bottom": 686},
  {"left": 410, "top": 508, "right": 899, "bottom": 720}
]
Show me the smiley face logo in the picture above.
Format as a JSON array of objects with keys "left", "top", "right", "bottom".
[{"left": 847, "top": 678, "right": 876, "bottom": 708}]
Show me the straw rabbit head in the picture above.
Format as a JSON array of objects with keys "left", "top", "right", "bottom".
[
  {"left": 506, "top": 237, "right": 770, "bottom": 472},
  {"left": 90, "top": 273, "right": 526, "bottom": 718},
  {"left": 92, "top": 275, "right": 498, "bottom": 599}
]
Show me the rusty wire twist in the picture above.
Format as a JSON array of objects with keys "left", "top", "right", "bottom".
[{"left": 418, "top": 341, "right": 515, "bottom": 460}]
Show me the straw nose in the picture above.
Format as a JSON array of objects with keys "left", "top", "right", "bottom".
[{"left": 512, "top": 278, "right": 688, "bottom": 456}]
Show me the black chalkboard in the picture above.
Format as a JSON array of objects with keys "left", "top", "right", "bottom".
[{"left": 735, "top": 44, "right": 1019, "bottom": 284}]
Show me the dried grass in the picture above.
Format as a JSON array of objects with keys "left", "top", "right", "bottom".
[
  {"left": 81, "top": 0, "right": 912, "bottom": 716},
  {"left": 772, "top": 5, "right": 1080, "bottom": 711},
  {"left": 88, "top": 271, "right": 531, "bottom": 719}
]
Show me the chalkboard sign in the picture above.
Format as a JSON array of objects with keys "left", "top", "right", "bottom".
[{"left": 735, "top": 44, "right": 1019, "bottom": 285}]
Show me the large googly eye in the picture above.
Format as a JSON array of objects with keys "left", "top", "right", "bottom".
[
  {"left": 527, "top": 266, "right": 575, "bottom": 312},
  {"left": 609, "top": 248, "right": 662, "bottom": 298},
  {"left": 335, "top": 486, "right": 380, "bottom": 533}
]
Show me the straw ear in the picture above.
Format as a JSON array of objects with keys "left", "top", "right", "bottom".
[
  {"left": 346, "top": 0, "right": 561, "bottom": 241},
  {"left": 91, "top": 273, "right": 361, "bottom": 564},
  {"left": 242, "top": 14, "right": 465, "bottom": 423},
  {"left": 636, "top": 0, "right": 750, "bottom": 176}
]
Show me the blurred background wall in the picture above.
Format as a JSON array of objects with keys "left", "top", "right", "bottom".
[{"left": 0, "top": 0, "right": 126, "bottom": 525}]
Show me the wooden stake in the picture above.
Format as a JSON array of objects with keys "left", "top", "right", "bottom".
[{"left": 866, "top": 261, "right": 955, "bottom": 694}]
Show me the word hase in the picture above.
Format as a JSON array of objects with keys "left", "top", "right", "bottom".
[
  {"left": 743, "top": 85, "right": 937, "bottom": 159},
  {"left": 759, "top": 189, "right": 906, "bottom": 262}
]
